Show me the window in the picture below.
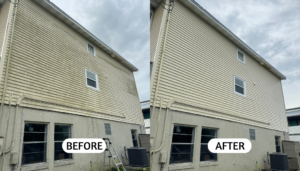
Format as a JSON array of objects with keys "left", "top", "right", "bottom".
[
  {"left": 54, "top": 125, "right": 72, "bottom": 160},
  {"left": 131, "top": 130, "right": 138, "bottom": 147},
  {"left": 249, "top": 129, "right": 255, "bottom": 140},
  {"left": 104, "top": 123, "right": 111, "bottom": 135},
  {"left": 87, "top": 43, "right": 95, "bottom": 56},
  {"left": 85, "top": 69, "right": 99, "bottom": 90},
  {"left": 170, "top": 125, "right": 195, "bottom": 164},
  {"left": 234, "top": 76, "right": 246, "bottom": 96},
  {"left": 237, "top": 49, "right": 245, "bottom": 63},
  {"left": 200, "top": 128, "right": 217, "bottom": 161},
  {"left": 142, "top": 109, "right": 150, "bottom": 119},
  {"left": 275, "top": 137, "right": 281, "bottom": 152},
  {"left": 22, "top": 123, "right": 47, "bottom": 165}
]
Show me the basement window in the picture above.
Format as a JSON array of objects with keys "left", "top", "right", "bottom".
[
  {"left": 85, "top": 69, "right": 99, "bottom": 90},
  {"left": 131, "top": 130, "right": 138, "bottom": 147},
  {"left": 170, "top": 125, "right": 195, "bottom": 164},
  {"left": 105, "top": 123, "right": 111, "bottom": 135},
  {"left": 87, "top": 43, "right": 95, "bottom": 56},
  {"left": 234, "top": 75, "right": 246, "bottom": 96},
  {"left": 275, "top": 137, "right": 281, "bottom": 152},
  {"left": 200, "top": 128, "right": 217, "bottom": 162},
  {"left": 249, "top": 129, "right": 255, "bottom": 140},
  {"left": 54, "top": 125, "right": 72, "bottom": 160},
  {"left": 22, "top": 123, "right": 47, "bottom": 165},
  {"left": 237, "top": 49, "right": 245, "bottom": 63}
]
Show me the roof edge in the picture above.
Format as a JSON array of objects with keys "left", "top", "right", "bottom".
[
  {"left": 179, "top": 0, "right": 286, "bottom": 80},
  {"left": 33, "top": 0, "right": 138, "bottom": 72}
]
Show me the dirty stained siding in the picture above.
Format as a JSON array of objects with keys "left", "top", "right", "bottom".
[
  {"left": 0, "top": 0, "right": 10, "bottom": 59},
  {"left": 0, "top": 0, "right": 144, "bottom": 125},
  {"left": 150, "top": 1, "right": 287, "bottom": 132}
]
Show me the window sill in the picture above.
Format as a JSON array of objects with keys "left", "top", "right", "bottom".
[
  {"left": 199, "top": 161, "right": 218, "bottom": 167},
  {"left": 54, "top": 159, "right": 74, "bottom": 167},
  {"left": 21, "top": 163, "right": 48, "bottom": 171},
  {"left": 168, "top": 163, "right": 194, "bottom": 170}
]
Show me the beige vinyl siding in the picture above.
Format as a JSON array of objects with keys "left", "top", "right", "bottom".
[
  {"left": 150, "top": 4, "right": 165, "bottom": 62},
  {"left": 0, "top": 0, "right": 144, "bottom": 125},
  {"left": 151, "top": 1, "right": 287, "bottom": 131},
  {"left": 0, "top": 0, "right": 10, "bottom": 59}
]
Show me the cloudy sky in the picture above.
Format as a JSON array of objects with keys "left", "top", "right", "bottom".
[
  {"left": 195, "top": 0, "right": 300, "bottom": 109},
  {"left": 51, "top": 0, "right": 150, "bottom": 102}
]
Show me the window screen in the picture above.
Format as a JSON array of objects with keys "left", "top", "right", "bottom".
[
  {"left": 170, "top": 126, "right": 194, "bottom": 164},
  {"left": 235, "top": 76, "right": 245, "bottom": 95},
  {"left": 200, "top": 128, "right": 217, "bottom": 161},
  {"left": 54, "top": 125, "right": 72, "bottom": 160},
  {"left": 85, "top": 69, "right": 98, "bottom": 90},
  {"left": 105, "top": 123, "right": 111, "bottom": 135},
  {"left": 131, "top": 130, "right": 138, "bottom": 147},
  {"left": 87, "top": 43, "right": 95, "bottom": 55},
  {"left": 249, "top": 129, "right": 255, "bottom": 140},
  {"left": 275, "top": 137, "right": 281, "bottom": 152},
  {"left": 22, "top": 123, "right": 47, "bottom": 165},
  {"left": 237, "top": 50, "right": 245, "bottom": 63}
]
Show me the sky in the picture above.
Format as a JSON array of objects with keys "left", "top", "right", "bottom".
[
  {"left": 51, "top": 0, "right": 150, "bottom": 102},
  {"left": 195, "top": 0, "right": 300, "bottom": 109}
]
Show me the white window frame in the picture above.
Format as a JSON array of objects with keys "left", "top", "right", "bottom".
[
  {"left": 237, "top": 49, "right": 245, "bottom": 64},
  {"left": 85, "top": 69, "right": 99, "bottom": 91},
  {"left": 234, "top": 75, "right": 246, "bottom": 97},
  {"left": 87, "top": 42, "right": 96, "bottom": 56}
]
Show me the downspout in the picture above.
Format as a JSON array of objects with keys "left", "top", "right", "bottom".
[
  {"left": 4, "top": 94, "right": 24, "bottom": 154},
  {"left": 0, "top": 93, "right": 12, "bottom": 171},
  {"left": 150, "top": 1, "right": 172, "bottom": 170},
  {"left": 150, "top": 97, "right": 163, "bottom": 169},
  {"left": 151, "top": 98, "right": 174, "bottom": 154},
  {"left": 0, "top": 2, "right": 18, "bottom": 171},
  {"left": 0, "top": 0, "right": 18, "bottom": 124}
]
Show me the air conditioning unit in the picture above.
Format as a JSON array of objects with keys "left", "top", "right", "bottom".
[
  {"left": 270, "top": 153, "right": 289, "bottom": 170},
  {"left": 127, "top": 147, "right": 148, "bottom": 167}
]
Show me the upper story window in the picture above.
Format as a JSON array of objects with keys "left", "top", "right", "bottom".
[
  {"left": 87, "top": 43, "right": 96, "bottom": 56},
  {"left": 237, "top": 49, "right": 245, "bottom": 63},
  {"left": 85, "top": 69, "right": 99, "bottom": 90},
  {"left": 234, "top": 75, "right": 246, "bottom": 96}
]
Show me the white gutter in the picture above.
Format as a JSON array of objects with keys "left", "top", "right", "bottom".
[
  {"left": 33, "top": 0, "right": 138, "bottom": 72},
  {"left": 178, "top": 0, "right": 286, "bottom": 80}
]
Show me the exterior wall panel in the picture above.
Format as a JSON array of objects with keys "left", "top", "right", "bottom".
[
  {"left": 0, "top": 0, "right": 143, "bottom": 125},
  {"left": 151, "top": 1, "right": 287, "bottom": 131},
  {"left": 0, "top": 0, "right": 10, "bottom": 59}
]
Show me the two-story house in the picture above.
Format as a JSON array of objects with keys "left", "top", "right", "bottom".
[
  {"left": 150, "top": 0, "right": 288, "bottom": 170},
  {"left": 287, "top": 107, "right": 300, "bottom": 142},
  {"left": 0, "top": 0, "right": 145, "bottom": 171}
]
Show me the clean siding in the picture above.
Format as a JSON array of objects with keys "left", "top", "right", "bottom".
[
  {"left": 151, "top": 1, "right": 287, "bottom": 131},
  {"left": 0, "top": 0, "right": 144, "bottom": 125}
]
